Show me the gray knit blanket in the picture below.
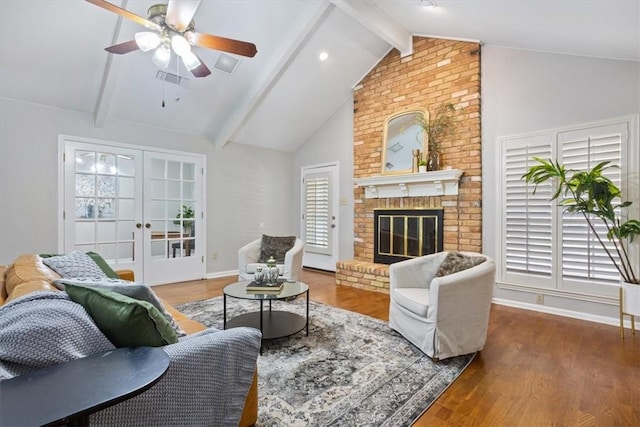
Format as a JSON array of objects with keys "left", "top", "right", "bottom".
[
  {"left": 0, "top": 291, "right": 115, "bottom": 379},
  {"left": 0, "top": 291, "right": 262, "bottom": 426}
]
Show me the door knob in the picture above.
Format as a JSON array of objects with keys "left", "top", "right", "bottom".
[
  {"left": 136, "top": 223, "right": 142, "bottom": 229},
  {"left": 145, "top": 223, "right": 151, "bottom": 229}
]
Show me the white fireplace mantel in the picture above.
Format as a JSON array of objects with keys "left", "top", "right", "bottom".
[{"left": 354, "top": 169, "right": 463, "bottom": 198}]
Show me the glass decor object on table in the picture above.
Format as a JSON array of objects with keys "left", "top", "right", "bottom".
[
  {"left": 254, "top": 266, "right": 265, "bottom": 284},
  {"left": 265, "top": 256, "right": 279, "bottom": 285}
]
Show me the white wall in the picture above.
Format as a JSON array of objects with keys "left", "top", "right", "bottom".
[
  {"left": 482, "top": 46, "right": 640, "bottom": 322},
  {"left": 293, "top": 95, "right": 355, "bottom": 265},
  {"left": 0, "top": 97, "right": 294, "bottom": 275}
]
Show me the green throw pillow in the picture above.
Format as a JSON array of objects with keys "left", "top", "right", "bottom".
[{"left": 65, "top": 283, "right": 178, "bottom": 348}]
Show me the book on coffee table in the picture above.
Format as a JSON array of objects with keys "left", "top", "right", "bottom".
[{"left": 246, "top": 281, "right": 284, "bottom": 293}]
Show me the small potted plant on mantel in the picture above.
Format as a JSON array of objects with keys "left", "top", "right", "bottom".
[
  {"left": 523, "top": 159, "right": 640, "bottom": 335},
  {"left": 417, "top": 158, "right": 428, "bottom": 173},
  {"left": 415, "top": 103, "right": 459, "bottom": 171}
]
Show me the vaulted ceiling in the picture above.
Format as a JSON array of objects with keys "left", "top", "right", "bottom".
[{"left": 1, "top": 1, "right": 638, "bottom": 152}]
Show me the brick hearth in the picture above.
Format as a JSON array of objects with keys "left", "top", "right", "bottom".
[{"left": 335, "top": 260, "right": 390, "bottom": 294}]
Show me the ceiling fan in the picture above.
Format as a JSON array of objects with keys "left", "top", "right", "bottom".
[{"left": 86, "top": 0, "right": 257, "bottom": 78}]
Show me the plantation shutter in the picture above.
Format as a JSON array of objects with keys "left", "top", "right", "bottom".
[
  {"left": 559, "top": 124, "right": 626, "bottom": 287},
  {"left": 303, "top": 172, "right": 331, "bottom": 255},
  {"left": 503, "top": 136, "right": 554, "bottom": 285}
]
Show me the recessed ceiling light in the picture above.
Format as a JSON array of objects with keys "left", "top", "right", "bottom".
[
  {"left": 318, "top": 50, "right": 329, "bottom": 61},
  {"left": 420, "top": 0, "right": 436, "bottom": 7}
]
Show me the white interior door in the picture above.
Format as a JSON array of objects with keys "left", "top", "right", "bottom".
[
  {"left": 62, "top": 138, "right": 205, "bottom": 285},
  {"left": 301, "top": 163, "right": 338, "bottom": 271},
  {"left": 143, "top": 152, "right": 204, "bottom": 285}
]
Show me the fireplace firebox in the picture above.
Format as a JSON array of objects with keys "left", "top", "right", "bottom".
[{"left": 374, "top": 208, "right": 443, "bottom": 264}]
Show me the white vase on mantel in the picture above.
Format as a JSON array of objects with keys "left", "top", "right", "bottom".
[
  {"left": 418, "top": 165, "right": 427, "bottom": 173},
  {"left": 621, "top": 281, "right": 640, "bottom": 316}
]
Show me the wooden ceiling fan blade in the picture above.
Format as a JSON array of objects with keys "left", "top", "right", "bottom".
[
  {"left": 85, "top": 0, "right": 161, "bottom": 31},
  {"left": 187, "top": 32, "right": 257, "bottom": 58},
  {"left": 166, "top": 0, "right": 202, "bottom": 32},
  {"left": 105, "top": 40, "right": 140, "bottom": 54},
  {"left": 189, "top": 53, "right": 211, "bottom": 78}
]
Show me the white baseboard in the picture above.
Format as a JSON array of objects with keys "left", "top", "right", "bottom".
[
  {"left": 205, "top": 270, "right": 238, "bottom": 279},
  {"left": 492, "top": 297, "right": 636, "bottom": 329}
]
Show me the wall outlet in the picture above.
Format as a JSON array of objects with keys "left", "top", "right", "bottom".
[
  {"left": 211, "top": 252, "right": 218, "bottom": 260},
  {"left": 536, "top": 294, "right": 544, "bottom": 304}
]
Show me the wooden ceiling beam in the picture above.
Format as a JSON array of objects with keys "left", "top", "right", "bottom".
[{"left": 331, "top": 0, "right": 413, "bottom": 57}]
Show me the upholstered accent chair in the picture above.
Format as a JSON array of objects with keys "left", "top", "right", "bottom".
[
  {"left": 389, "top": 251, "right": 496, "bottom": 360},
  {"left": 238, "top": 235, "right": 304, "bottom": 281}
]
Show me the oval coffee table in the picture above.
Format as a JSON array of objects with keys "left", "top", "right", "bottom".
[{"left": 223, "top": 280, "right": 309, "bottom": 353}]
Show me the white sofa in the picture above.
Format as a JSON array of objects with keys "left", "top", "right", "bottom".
[
  {"left": 238, "top": 238, "right": 304, "bottom": 281},
  {"left": 389, "top": 251, "right": 496, "bottom": 360}
]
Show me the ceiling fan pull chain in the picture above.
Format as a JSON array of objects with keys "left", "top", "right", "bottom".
[{"left": 162, "top": 77, "right": 166, "bottom": 108}]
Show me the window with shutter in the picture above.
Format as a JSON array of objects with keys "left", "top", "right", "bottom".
[
  {"left": 502, "top": 135, "right": 554, "bottom": 287},
  {"left": 559, "top": 124, "right": 626, "bottom": 292},
  {"left": 303, "top": 172, "right": 331, "bottom": 255},
  {"left": 500, "top": 118, "right": 635, "bottom": 298}
]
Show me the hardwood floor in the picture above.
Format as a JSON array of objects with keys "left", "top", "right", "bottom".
[{"left": 154, "top": 269, "right": 640, "bottom": 426}]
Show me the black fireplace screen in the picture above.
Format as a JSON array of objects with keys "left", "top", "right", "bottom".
[{"left": 374, "top": 209, "right": 443, "bottom": 264}]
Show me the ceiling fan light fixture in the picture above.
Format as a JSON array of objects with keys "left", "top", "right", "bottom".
[
  {"left": 152, "top": 44, "right": 171, "bottom": 68},
  {"left": 135, "top": 32, "right": 161, "bottom": 52},
  {"left": 171, "top": 34, "right": 191, "bottom": 57},
  {"left": 182, "top": 51, "right": 201, "bottom": 71}
]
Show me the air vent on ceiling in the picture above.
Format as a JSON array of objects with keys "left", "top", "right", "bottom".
[
  {"left": 156, "top": 70, "right": 189, "bottom": 86},
  {"left": 213, "top": 53, "right": 240, "bottom": 74}
]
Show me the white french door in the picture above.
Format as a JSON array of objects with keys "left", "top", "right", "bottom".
[
  {"left": 301, "top": 163, "right": 338, "bottom": 271},
  {"left": 62, "top": 137, "right": 205, "bottom": 285},
  {"left": 143, "top": 152, "right": 203, "bottom": 285}
]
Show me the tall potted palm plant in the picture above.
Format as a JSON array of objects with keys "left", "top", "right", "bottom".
[{"left": 523, "top": 158, "right": 640, "bottom": 328}]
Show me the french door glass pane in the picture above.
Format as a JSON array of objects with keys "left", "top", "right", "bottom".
[
  {"left": 97, "top": 243, "right": 116, "bottom": 259},
  {"left": 118, "top": 177, "right": 134, "bottom": 198},
  {"left": 117, "top": 243, "right": 133, "bottom": 260},
  {"left": 96, "top": 222, "right": 116, "bottom": 242},
  {"left": 118, "top": 200, "right": 134, "bottom": 219},
  {"left": 118, "top": 156, "right": 135, "bottom": 176},
  {"left": 75, "top": 222, "right": 94, "bottom": 244},
  {"left": 117, "top": 221, "right": 135, "bottom": 240}
]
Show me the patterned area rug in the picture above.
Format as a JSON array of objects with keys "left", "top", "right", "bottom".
[{"left": 176, "top": 297, "right": 474, "bottom": 426}]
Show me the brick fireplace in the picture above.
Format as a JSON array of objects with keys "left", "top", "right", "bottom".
[{"left": 335, "top": 37, "right": 482, "bottom": 294}]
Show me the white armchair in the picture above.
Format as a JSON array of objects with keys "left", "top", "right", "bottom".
[
  {"left": 389, "top": 251, "right": 496, "bottom": 360},
  {"left": 238, "top": 237, "right": 304, "bottom": 281}
]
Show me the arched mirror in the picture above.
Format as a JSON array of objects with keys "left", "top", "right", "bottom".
[{"left": 381, "top": 109, "right": 428, "bottom": 175}]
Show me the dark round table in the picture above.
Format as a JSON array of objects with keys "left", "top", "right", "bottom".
[
  {"left": 223, "top": 280, "right": 309, "bottom": 352},
  {"left": 0, "top": 346, "right": 170, "bottom": 426}
]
